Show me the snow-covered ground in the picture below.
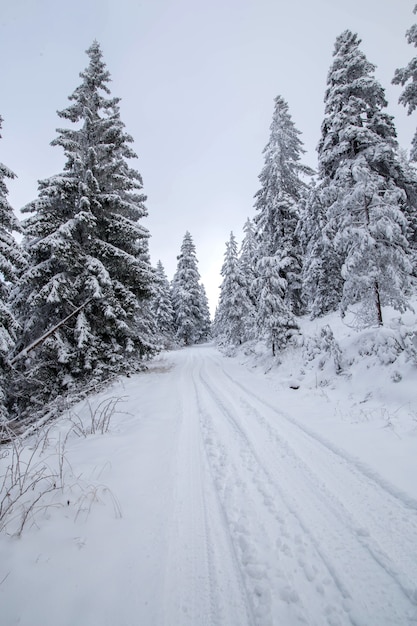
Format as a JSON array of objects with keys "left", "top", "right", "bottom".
[{"left": 1, "top": 311, "right": 417, "bottom": 625}]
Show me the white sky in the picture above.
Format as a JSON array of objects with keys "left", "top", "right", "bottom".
[{"left": 1, "top": 0, "right": 416, "bottom": 314}]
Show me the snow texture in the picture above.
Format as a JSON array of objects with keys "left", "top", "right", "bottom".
[{"left": 1, "top": 302, "right": 417, "bottom": 626}]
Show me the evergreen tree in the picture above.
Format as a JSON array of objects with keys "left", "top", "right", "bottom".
[
  {"left": 239, "top": 219, "right": 257, "bottom": 282},
  {"left": 239, "top": 220, "right": 258, "bottom": 295},
  {"left": 254, "top": 95, "right": 312, "bottom": 316},
  {"left": 197, "top": 283, "right": 211, "bottom": 343},
  {"left": 333, "top": 157, "right": 411, "bottom": 325},
  {"left": 215, "top": 232, "right": 251, "bottom": 346},
  {"left": 151, "top": 260, "right": 175, "bottom": 347},
  {"left": 0, "top": 116, "right": 26, "bottom": 421},
  {"left": 390, "top": 3, "right": 417, "bottom": 268},
  {"left": 393, "top": 5, "right": 417, "bottom": 160},
  {"left": 238, "top": 218, "right": 257, "bottom": 339},
  {"left": 298, "top": 182, "right": 343, "bottom": 318},
  {"left": 397, "top": 149, "right": 417, "bottom": 272},
  {"left": 13, "top": 42, "right": 156, "bottom": 414},
  {"left": 253, "top": 255, "right": 299, "bottom": 357},
  {"left": 171, "top": 232, "right": 207, "bottom": 346},
  {"left": 317, "top": 31, "right": 412, "bottom": 326},
  {"left": 318, "top": 31, "right": 396, "bottom": 181}
]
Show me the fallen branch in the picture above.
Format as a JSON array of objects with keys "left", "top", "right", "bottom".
[{"left": 10, "top": 298, "right": 93, "bottom": 365}]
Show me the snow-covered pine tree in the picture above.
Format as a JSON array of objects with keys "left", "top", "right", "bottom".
[
  {"left": 318, "top": 31, "right": 412, "bottom": 326},
  {"left": 197, "top": 283, "right": 211, "bottom": 343},
  {"left": 253, "top": 254, "right": 299, "bottom": 357},
  {"left": 239, "top": 219, "right": 258, "bottom": 295},
  {"left": 393, "top": 5, "right": 417, "bottom": 161},
  {"left": 0, "top": 116, "right": 26, "bottom": 422},
  {"left": 318, "top": 31, "right": 395, "bottom": 181},
  {"left": 298, "top": 182, "right": 343, "bottom": 318},
  {"left": 239, "top": 219, "right": 257, "bottom": 282},
  {"left": 396, "top": 149, "right": 417, "bottom": 273},
  {"left": 333, "top": 156, "right": 411, "bottom": 325},
  {"left": 13, "top": 41, "right": 156, "bottom": 414},
  {"left": 171, "top": 232, "right": 206, "bottom": 346},
  {"left": 390, "top": 2, "right": 417, "bottom": 271},
  {"left": 237, "top": 218, "right": 257, "bottom": 340},
  {"left": 215, "top": 232, "right": 252, "bottom": 346},
  {"left": 151, "top": 260, "right": 175, "bottom": 348},
  {"left": 254, "top": 95, "right": 313, "bottom": 317}
]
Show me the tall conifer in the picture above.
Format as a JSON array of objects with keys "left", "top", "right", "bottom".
[
  {"left": 254, "top": 95, "right": 312, "bottom": 316},
  {"left": 215, "top": 232, "right": 251, "bottom": 346},
  {"left": 171, "top": 232, "right": 209, "bottom": 345},
  {"left": 151, "top": 260, "right": 175, "bottom": 348},
  {"left": 0, "top": 116, "right": 26, "bottom": 421},
  {"left": 14, "top": 42, "right": 156, "bottom": 412},
  {"left": 317, "top": 31, "right": 411, "bottom": 325},
  {"left": 393, "top": 5, "right": 417, "bottom": 161}
]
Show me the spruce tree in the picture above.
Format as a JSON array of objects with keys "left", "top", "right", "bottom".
[
  {"left": 254, "top": 95, "right": 312, "bottom": 316},
  {"left": 392, "top": 3, "right": 417, "bottom": 270},
  {"left": 197, "top": 284, "right": 212, "bottom": 343},
  {"left": 215, "top": 232, "right": 251, "bottom": 346},
  {"left": 171, "top": 232, "right": 207, "bottom": 346},
  {"left": 298, "top": 182, "right": 343, "bottom": 318},
  {"left": 151, "top": 260, "right": 175, "bottom": 348},
  {"left": 238, "top": 218, "right": 257, "bottom": 339},
  {"left": 396, "top": 149, "right": 417, "bottom": 272},
  {"left": 253, "top": 255, "right": 299, "bottom": 357},
  {"left": 334, "top": 157, "right": 411, "bottom": 325},
  {"left": 0, "top": 116, "right": 26, "bottom": 421},
  {"left": 393, "top": 5, "right": 417, "bottom": 160},
  {"left": 318, "top": 31, "right": 412, "bottom": 326},
  {"left": 239, "top": 219, "right": 258, "bottom": 284},
  {"left": 13, "top": 42, "right": 156, "bottom": 413}
]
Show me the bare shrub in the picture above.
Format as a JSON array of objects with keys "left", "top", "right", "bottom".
[
  {"left": 68, "top": 396, "right": 127, "bottom": 437},
  {"left": 0, "top": 425, "right": 63, "bottom": 536},
  {"left": 0, "top": 409, "right": 122, "bottom": 536}
]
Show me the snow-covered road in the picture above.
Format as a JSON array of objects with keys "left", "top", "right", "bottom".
[
  {"left": 161, "top": 345, "right": 417, "bottom": 626},
  {"left": 2, "top": 344, "right": 417, "bottom": 625}
]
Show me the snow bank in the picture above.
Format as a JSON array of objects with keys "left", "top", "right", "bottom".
[{"left": 227, "top": 302, "right": 417, "bottom": 499}]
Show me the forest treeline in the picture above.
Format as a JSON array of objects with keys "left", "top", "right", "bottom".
[
  {"left": 0, "top": 43, "right": 210, "bottom": 428},
  {"left": 214, "top": 20, "right": 417, "bottom": 354},
  {"left": 1, "top": 7, "right": 417, "bottom": 427}
]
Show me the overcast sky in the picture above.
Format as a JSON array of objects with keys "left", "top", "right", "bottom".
[{"left": 1, "top": 0, "right": 416, "bottom": 313}]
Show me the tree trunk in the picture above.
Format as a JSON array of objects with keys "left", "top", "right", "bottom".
[{"left": 374, "top": 280, "right": 383, "bottom": 326}]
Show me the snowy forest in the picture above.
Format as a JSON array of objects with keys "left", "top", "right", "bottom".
[
  {"left": 2, "top": 5, "right": 417, "bottom": 625},
  {"left": 2, "top": 10, "right": 417, "bottom": 431},
  {"left": 0, "top": 42, "right": 211, "bottom": 431}
]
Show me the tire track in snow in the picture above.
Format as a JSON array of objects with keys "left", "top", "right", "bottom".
[
  {"left": 209, "top": 354, "right": 417, "bottom": 603},
  {"left": 197, "top": 364, "right": 353, "bottom": 625},
  {"left": 217, "top": 355, "right": 417, "bottom": 511},
  {"left": 198, "top": 354, "right": 417, "bottom": 625},
  {"left": 235, "top": 394, "right": 417, "bottom": 606},
  {"left": 191, "top": 372, "right": 259, "bottom": 626},
  {"left": 163, "top": 351, "right": 253, "bottom": 626}
]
